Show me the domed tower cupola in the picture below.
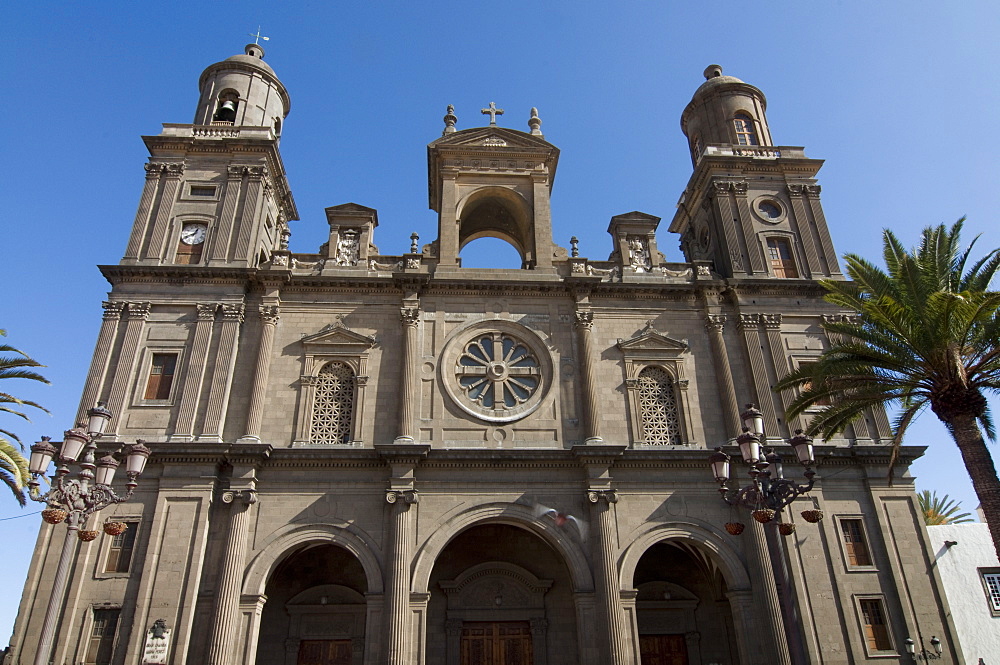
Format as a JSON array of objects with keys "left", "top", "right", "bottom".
[
  {"left": 194, "top": 43, "right": 290, "bottom": 136},
  {"left": 681, "top": 65, "right": 772, "bottom": 165}
]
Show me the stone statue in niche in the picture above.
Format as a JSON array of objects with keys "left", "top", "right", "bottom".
[
  {"left": 627, "top": 235, "right": 652, "bottom": 272},
  {"left": 336, "top": 230, "right": 360, "bottom": 266}
]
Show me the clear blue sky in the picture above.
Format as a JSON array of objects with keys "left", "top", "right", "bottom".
[{"left": 2, "top": 0, "right": 998, "bottom": 644}]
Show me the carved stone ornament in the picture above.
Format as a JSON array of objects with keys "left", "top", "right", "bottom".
[
  {"left": 222, "top": 489, "right": 258, "bottom": 505},
  {"left": 712, "top": 181, "right": 733, "bottom": 195},
  {"left": 574, "top": 310, "right": 594, "bottom": 329},
  {"left": 385, "top": 489, "right": 419, "bottom": 504},
  {"left": 246, "top": 165, "right": 268, "bottom": 179},
  {"left": 406, "top": 257, "right": 420, "bottom": 269},
  {"left": 737, "top": 313, "right": 761, "bottom": 329},
  {"left": 144, "top": 163, "right": 164, "bottom": 177},
  {"left": 786, "top": 184, "right": 805, "bottom": 196},
  {"left": 587, "top": 489, "right": 619, "bottom": 504},
  {"left": 805, "top": 184, "right": 822, "bottom": 197},
  {"left": 271, "top": 254, "right": 288, "bottom": 266},
  {"left": 163, "top": 163, "right": 185, "bottom": 176},
  {"left": 704, "top": 314, "right": 726, "bottom": 333},
  {"left": 221, "top": 303, "right": 245, "bottom": 322},
  {"left": 400, "top": 307, "right": 420, "bottom": 327},
  {"left": 761, "top": 313, "right": 782, "bottom": 329},
  {"left": 627, "top": 235, "right": 652, "bottom": 273},
  {"left": 336, "top": 230, "right": 360, "bottom": 266},
  {"left": 732, "top": 181, "right": 748, "bottom": 195},
  {"left": 259, "top": 305, "right": 280, "bottom": 325},
  {"left": 102, "top": 301, "right": 126, "bottom": 320},
  {"left": 228, "top": 165, "right": 247, "bottom": 178},
  {"left": 127, "top": 302, "right": 152, "bottom": 319}
]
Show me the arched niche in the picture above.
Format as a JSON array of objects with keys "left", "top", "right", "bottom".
[{"left": 456, "top": 187, "right": 534, "bottom": 268}]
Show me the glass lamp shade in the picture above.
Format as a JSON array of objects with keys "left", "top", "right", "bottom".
[
  {"left": 765, "top": 450, "right": 784, "bottom": 479},
  {"left": 59, "top": 426, "right": 91, "bottom": 463},
  {"left": 904, "top": 638, "right": 915, "bottom": 654},
  {"left": 741, "top": 404, "right": 765, "bottom": 437},
  {"left": 29, "top": 437, "right": 58, "bottom": 475},
  {"left": 736, "top": 428, "right": 761, "bottom": 464},
  {"left": 86, "top": 402, "right": 113, "bottom": 437},
  {"left": 709, "top": 447, "right": 731, "bottom": 482},
  {"left": 124, "top": 441, "right": 151, "bottom": 475},
  {"left": 930, "top": 636, "right": 941, "bottom": 655},
  {"left": 94, "top": 454, "right": 120, "bottom": 486},
  {"left": 789, "top": 429, "right": 815, "bottom": 465}
]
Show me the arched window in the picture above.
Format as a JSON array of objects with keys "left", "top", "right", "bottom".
[
  {"left": 733, "top": 113, "right": 758, "bottom": 146},
  {"left": 636, "top": 366, "right": 682, "bottom": 445},
  {"left": 213, "top": 91, "right": 239, "bottom": 124},
  {"left": 310, "top": 361, "right": 356, "bottom": 444}
]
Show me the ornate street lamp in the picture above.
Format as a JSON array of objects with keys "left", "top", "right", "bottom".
[
  {"left": 904, "top": 636, "right": 942, "bottom": 660},
  {"left": 708, "top": 404, "right": 823, "bottom": 535},
  {"left": 26, "top": 402, "right": 151, "bottom": 665}
]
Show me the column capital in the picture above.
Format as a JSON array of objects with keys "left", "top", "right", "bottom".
[
  {"left": 143, "top": 162, "right": 165, "bottom": 178},
  {"left": 246, "top": 165, "right": 269, "bottom": 180},
  {"left": 804, "top": 184, "right": 822, "bottom": 198},
  {"left": 222, "top": 489, "right": 258, "bottom": 506},
  {"left": 761, "top": 313, "right": 782, "bottom": 329},
  {"left": 126, "top": 301, "right": 151, "bottom": 320},
  {"left": 227, "top": 164, "right": 247, "bottom": 179},
  {"left": 162, "top": 162, "right": 185, "bottom": 177},
  {"left": 587, "top": 489, "right": 619, "bottom": 504},
  {"left": 574, "top": 309, "right": 594, "bottom": 330},
  {"left": 731, "top": 181, "right": 748, "bottom": 196},
  {"left": 386, "top": 489, "right": 419, "bottom": 505},
  {"left": 736, "top": 312, "right": 760, "bottom": 330},
  {"left": 259, "top": 304, "right": 280, "bottom": 325},
  {"left": 400, "top": 307, "right": 420, "bottom": 327},
  {"left": 221, "top": 303, "right": 246, "bottom": 322},
  {"left": 704, "top": 313, "right": 726, "bottom": 333},
  {"left": 102, "top": 301, "right": 126, "bottom": 320},
  {"left": 196, "top": 303, "right": 218, "bottom": 320}
]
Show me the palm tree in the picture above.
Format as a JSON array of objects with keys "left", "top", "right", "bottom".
[
  {"left": 917, "top": 490, "right": 974, "bottom": 525},
  {"left": 774, "top": 219, "right": 1000, "bottom": 558},
  {"left": 0, "top": 329, "right": 50, "bottom": 505}
]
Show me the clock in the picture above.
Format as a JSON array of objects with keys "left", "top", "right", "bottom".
[{"left": 180, "top": 223, "right": 207, "bottom": 245}]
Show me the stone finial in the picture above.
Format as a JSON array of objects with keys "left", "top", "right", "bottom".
[
  {"left": 704, "top": 64, "right": 723, "bottom": 80},
  {"left": 410, "top": 232, "right": 420, "bottom": 253},
  {"left": 528, "top": 107, "right": 543, "bottom": 136},
  {"left": 443, "top": 105, "right": 457, "bottom": 134},
  {"left": 570, "top": 236, "right": 579, "bottom": 258}
]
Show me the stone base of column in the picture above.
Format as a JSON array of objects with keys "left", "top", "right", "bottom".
[
  {"left": 238, "top": 434, "right": 262, "bottom": 443},
  {"left": 392, "top": 435, "right": 415, "bottom": 444},
  {"left": 584, "top": 436, "right": 606, "bottom": 445}
]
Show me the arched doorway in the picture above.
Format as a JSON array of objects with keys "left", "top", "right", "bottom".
[
  {"left": 256, "top": 543, "right": 369, "bottom": 665},
  {"left": 425, "top": 523, "right": 580, "bottom": 665},
  {"left": 632, "top": 541, "right": 739, "bottom": 665}
]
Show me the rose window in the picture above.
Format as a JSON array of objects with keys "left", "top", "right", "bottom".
[
  {"left": 637, "top": 366, "right": 681, "bottom": 445},
  {"left": 457, "top": 333, "right": 540, "bottom": 411}
]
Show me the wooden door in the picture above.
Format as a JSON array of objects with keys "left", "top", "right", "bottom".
[
  {"left": 639, "top": 634, "right": 688, "bottom": 665},
  {"left": 297, "top": 639, "right": 352, "bottom": 665},
  {"left": 460, "top": 622, "right": 533, "bottom": 665}
]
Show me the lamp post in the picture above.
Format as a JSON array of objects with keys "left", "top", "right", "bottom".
[
  {"left": 26, "top": 402, "right": 151, "bottom": 665},
  {"left": 904, "top": 636, "right": 943, "bottom": 660}
]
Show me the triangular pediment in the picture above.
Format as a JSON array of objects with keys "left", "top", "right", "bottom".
[
  {"left": 325, "top": 202, "right": 377, "bottom": 215},
  {"left": 611, "top": 211, "right": 661, "bottom": 225},
  {"left": 430, "top": 126, "right": 555, "bottom": 151},
  {"left": 301, "top": 322, "right": 377, "bottom": 349},
  {"left": 617, "top": 325, "right": 688, "bottom": 353}
]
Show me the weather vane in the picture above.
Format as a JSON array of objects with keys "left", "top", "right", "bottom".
[{"left": 249, "top": 26, "right": 270, "bottom": 45}]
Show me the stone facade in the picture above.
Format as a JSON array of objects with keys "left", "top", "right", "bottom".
[{"left": 8, "top": 52, "right": 961, "bottom": 664}]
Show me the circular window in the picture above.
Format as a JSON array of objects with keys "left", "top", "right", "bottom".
[
  {"left": 440, "top": 320, "right": 553, "bottom": 423},
  {"left": 752, "top": 196, "right": 786, "bottom": 223}
]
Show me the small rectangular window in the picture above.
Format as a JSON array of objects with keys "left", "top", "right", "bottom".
[
  {"left": 105, "top": 523, "right": 138, "bottom": 573},
  {"left": 982, "top": 569, "right": 1000, "bottom": 614},
  {"left": 86, "top": 608, "right": 120, "bottom": 665},
  {"left": 143, "top": 353, "right": 177, "bottom": 400},
  {"left": 858, "top": 598, "right": 892, "bottom": 651},
  {"left": 189, "top": 185, "right": 216, "bottom": 197},
  {"left": 767, "top": 237, "right": 798, "bottom": 278},
  {"left": 798, "top": 361, "right": 831, "bottom": 406},
  {"left": 840, "top": 518, "right": 873, "bottom": 567}
]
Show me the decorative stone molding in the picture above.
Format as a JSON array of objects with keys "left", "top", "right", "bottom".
[
  {"left": 786, "top": 183, "right": 805, "bottom": 196},
  {"left": 259, "top": 305, "right": 280, "bottom": 325},
  {"left": 761, "top": 313, "right": 782, "bottom": 329},
  {"left": 221, "top": 303, "right": 245, "bottom": 322},
  {"left": 736, "top": 313, "right": 761, "bottom": 330},
  {"left": 400, "top": 307, "right": 420, "bottom": 327},
  {"left": 163, "top": 163, "right": 185, "bottom": 176},
  {"left": 196, "top": 303, "right": 217, "bottom": 320},
  {"left": 805, "top": 184, "right": 822, "bottom": 198},
  {"left": 126, "top": 301, "right": 151, "bottom": 319},
  {"left": 732, "top": 181, "right": 748, "bottom": 196},
  {"left": 704, "top": 314, "right": 726, "bottom": 333},
  {"left": 102, "top": 301, "right": 126, "bottom": 320},
  {"left": 143, "top": 163, "right": 164, "bottom": 177},
  {"left": 574, "top": 310, "right": 594, "bottom": 329}
]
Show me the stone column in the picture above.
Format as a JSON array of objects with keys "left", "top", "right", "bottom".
[
  {"left": 76, "top": 301, "right": 125, "bottom": 422},
  {"left": 704, "top": 314, "right": 741, "bottom": 435},
  {"left": 234, "top": 166, "right": 267, "bottom": 264},
  {"left": 784, "top": 184, "right": 821, "bottom": 278},
  {"left": 122, "top": 163, "right": 163, "bottom": 263},
  {"left": 144, "top": 163, "right": 184, "bottom": 261},
  {"left": 761, "top": 313, "right": 790, "bottom": 439},
  {"left": 737, "top": 313, "right": 779, "bottom": 435},
  {"left": 745, "top": 517, "right": 791, "bottom": 665},
  {"left": 395, "top": 307, "right": 420, "bottom": 443},
  {"left": 385, "top": 489, "right": 419, "bottom": 665},
  {"left": 242, "top": 304, "right": 279, "bottom": 441},
  {"left": 206, "top": 488, "right": 258, "bottom": 665},
  {"left": 104, "top": 301, "right": 151, "bottom": 435},
  {"left": 732, "top": 181, "right": 766, "bottom": 274},
  {"left": 804, "top": 185, "right": 841, "bottom": 276},
  {"left": 201, "top": 303, "right": 244, "bottom": 441},
  {"left": 171, "top": 303, "right": 217, "bottom": 441},
  {"left": 574, "top": 310, "right": 604, "bottom": 444},
  {"left": 588, "top": 489, "right": 629, "bottom": 665}
]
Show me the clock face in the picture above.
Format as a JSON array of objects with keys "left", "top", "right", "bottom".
[{"left": 180, "top": 224, "right": 207, "bottom": 245}]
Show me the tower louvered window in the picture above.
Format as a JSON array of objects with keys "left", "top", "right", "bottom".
[
  {"left": 310, "top": 362, "right": 356, "bottom": 444},
  {"left": 637, "top": 366, "right": 682, "bottom": 445}
]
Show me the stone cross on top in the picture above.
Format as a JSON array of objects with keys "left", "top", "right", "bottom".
[{"left": 481, "top": 102, "right": 504, "bottom": 126}]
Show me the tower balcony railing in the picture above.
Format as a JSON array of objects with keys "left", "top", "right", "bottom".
[
  {"left": 697, "top": 144, "right": 807, "bottom": 163},
  {"left": 159, "top": 123, "right": 276, "bottom": 140}
]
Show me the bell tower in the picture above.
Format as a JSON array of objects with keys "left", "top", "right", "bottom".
[
  {"left": 120, "top": 44, "right": 297, "bottom": 269},
  {"left": 670, "top": 65, "right": 842, "bottom": 281},
  {"left": 426, "top": 106, "right": 561, "bottom": 272}
]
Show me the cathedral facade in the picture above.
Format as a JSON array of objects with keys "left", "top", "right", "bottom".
[{"left": 9, "top": 48, "right": 960, "bottom": 665}]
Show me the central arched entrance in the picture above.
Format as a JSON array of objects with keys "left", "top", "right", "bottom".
[
  {"left": 425, "top": 523, "right": 580, "bottom": 665},
  {"left": 255, "top": 543, "right": 369, "bottom": 665}
]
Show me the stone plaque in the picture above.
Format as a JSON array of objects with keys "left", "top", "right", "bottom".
[{"left": 141, "top": 628, "right": 171, "bottom": 664}]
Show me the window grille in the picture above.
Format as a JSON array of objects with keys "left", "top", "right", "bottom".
[
  {"left": 310, "top": 362, "right": 356, "bottom": 444},
  {"left": 984, "top": 572, "right": 1000, "bottom": 612},
  {"left": 637, "top": 366, "right": 682, "bottom": 445}
]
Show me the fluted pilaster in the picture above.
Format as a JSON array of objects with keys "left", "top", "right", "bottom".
[
  {"left": 242, "top": 305, "right": 279, "bottom": 440},
  {"left": 122, "top": 163, "right": 163, "bottom": 262},
  {"left": 233, "top": 166, "right": 267, "bottom": 263},
  {"left": 395, "top": 307, "right": 420, "bottom": 443},
  {"left": 144, "top": 163, "right": 184, "bottom": 261},
  {"left": 745, "top": 517, "right": 791, "bottom": 665},
  {"left": 704, "top": 314, "right": 741, "bottom": 435},
  {"left": 171, "top": 304, "right": 217, "bottom": 440},
  {"left": 76, "top": 301, "right": 125, "bottom": 422},
  {"left": 104, "top": 302, "right": 151, "bottom": 434},
  {"left": 575, "top": 310, "right": 603, "bottom": 444},
  {"left": 206, "top": 489, "right": 257, "bottom": 665},
  {"left": 209, "top": 166, "right": 246, "bottom": 265},
  {"left": 200, "top": 303, "right": 244, "bottom": 441}
]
